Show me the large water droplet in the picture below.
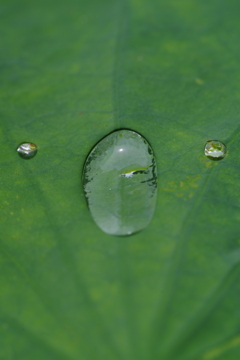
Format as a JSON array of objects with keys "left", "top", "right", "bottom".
[
  {"left": 17, "top": 142, "right": 38, "bottom": 159},
  {"left": 83, "top": 129, "right": 157, "bottom": 236},
  {"left": 204, "top": 140, "right": 226, "bottom": 160}
]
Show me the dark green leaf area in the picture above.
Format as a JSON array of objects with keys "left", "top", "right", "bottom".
[{"left": 1, "top": 0, "right": 240, "bottom": 359}]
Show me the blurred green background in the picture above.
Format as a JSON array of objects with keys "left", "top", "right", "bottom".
[{"left": 1, "top": 0, "right": 240, "bottom": 359}]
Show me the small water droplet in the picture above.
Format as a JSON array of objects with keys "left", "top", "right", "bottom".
[
  {"left": 204, "top": 140, "right": 226, "bottom": 160},
  {"left": 17, "top": 142, "right": 38, "bottom": 159},
  {"left": 83, "top": 129, "right": 157, "bottom": 236}
]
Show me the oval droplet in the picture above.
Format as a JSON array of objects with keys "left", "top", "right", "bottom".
[
  {"left": 204, "top": 140, "right": 226, "bottom": 160},
  {"left": 82, "top": 129, "right": 157, "bottom": 236},
  {"left": 17, "top": 142, "right": 38, "bottom": 159}
]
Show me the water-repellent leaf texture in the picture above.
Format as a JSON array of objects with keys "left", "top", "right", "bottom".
[{"left": 1, "top": 0, "right": 240, "bottom": 359}]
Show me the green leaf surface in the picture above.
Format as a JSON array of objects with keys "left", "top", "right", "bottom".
[{"left": 1, "top": 0, "right": 240, "bottom": 359}]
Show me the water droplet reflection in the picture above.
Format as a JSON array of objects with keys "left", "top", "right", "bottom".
[
  {"left": 204, "top": 140, "right": 226, "bottom": 160},
  {"left": 83, "top": 129, "right": 157, "bottom": 236},
  {"left": 17, "top": 142, "right": 38, "bottom": 159}
]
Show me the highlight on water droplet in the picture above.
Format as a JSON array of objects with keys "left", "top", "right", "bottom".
[
  {"left": 82, "top": 129, "right": 158, "bottom": 236},
  {"left": 204, "top": 140, "right": 226, "bottom": 160},
  {"left": 17, "top": 142, "right": 38, "bottom": 159}
]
